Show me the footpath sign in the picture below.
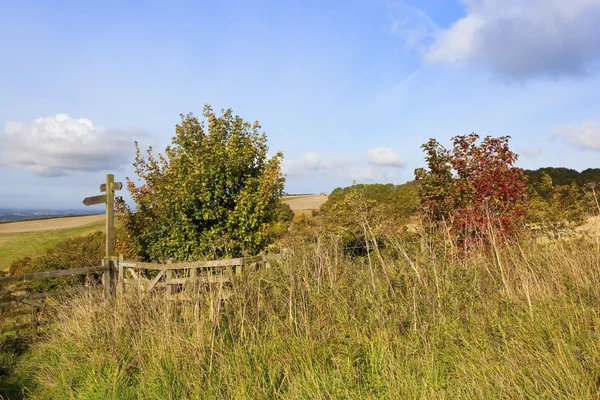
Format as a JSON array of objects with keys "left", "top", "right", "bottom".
[{"left": 82, "top": 174, "right": 122, "bottom": 258}]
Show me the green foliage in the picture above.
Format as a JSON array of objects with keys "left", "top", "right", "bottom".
[
  {"left": 321, "top": 189, "right": 401, "bottom": 256},
  {"left": 117, "top": 106, "right": 286, "bottom": 261},
  {"left": 527, "top": 172, "right": 585, "bottom": 232},
  {"left": 524, "top": 167, "right": 600, "bottom": 187},
  {"left": 325, "top": 181, "right": 420, "bottom": 220},
  {"left": 415, "top": 133, "right": 528, "bottom": 248}
]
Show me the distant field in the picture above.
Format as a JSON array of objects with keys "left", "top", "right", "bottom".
[
  {"left": 0, "top": 214, "right": 104, "bottom": 234},
  {"left": 282, "top": 194, "right": 328, "bottom": 211},
  {"left": 0, "top": 216, "right": 104, "bottom": 271}
]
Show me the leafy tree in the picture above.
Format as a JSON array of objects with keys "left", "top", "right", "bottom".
[
  {"left": 415, "top": 133, "right": 528, "bottom": 248},
  {"left": 527, "top": 172, "right": 584, "bottom": 234},
  {"left": 117, "top": 106, "right": 286, "bottom": 261}
]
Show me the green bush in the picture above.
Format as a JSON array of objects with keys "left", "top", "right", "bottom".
[
  {"left": 325, "top": 181, "right": 419, "bottom": 220},
  {"left": 117, "top": 106, "right": 286, "bottom": 261},
  {"left": 527, "top": 172, "right": 585, "bottom": 234}
]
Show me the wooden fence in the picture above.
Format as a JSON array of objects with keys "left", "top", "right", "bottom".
[
  {"left": 0, "top": 265, "right": 109, "bottom": 335},
  {"left": 0, "top": 254, "right": 281, "bottom": 336}
]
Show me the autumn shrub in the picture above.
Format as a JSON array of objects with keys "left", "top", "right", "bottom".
[{"left": 415, "top": 133, "right": 528, "bottom": 249}]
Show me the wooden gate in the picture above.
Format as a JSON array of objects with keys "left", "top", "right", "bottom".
[{"left": 116, "top": 253, "right": 281, "bottom": 299}]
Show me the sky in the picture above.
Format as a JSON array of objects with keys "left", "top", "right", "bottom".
[{"left": 1, "top": 0, "right": 600, "bottom": 209}]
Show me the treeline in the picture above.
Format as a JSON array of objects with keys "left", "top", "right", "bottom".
[
  {"left": 326, "top": 166, "right": 600, "bottom": 219},
  {"left": 327, "top": 181, "right": 419, "bottom": 219},
  {"left": 524, "top": 167, "right": 600, "bottom": 187}
]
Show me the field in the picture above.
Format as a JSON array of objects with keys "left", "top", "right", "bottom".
[
  {"left": 0, "top": 215, "right": 104, "bottom": 271},
  {"left": 282, "top": 194, "right": 327, "bottom": 211}
]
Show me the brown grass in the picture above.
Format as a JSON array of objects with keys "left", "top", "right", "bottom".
[
  {"left": 0, "top": 215, "right": 104, "bottom": 234},
  {"left": 282, "top": 195, "right": 328, "bottom": 211}
]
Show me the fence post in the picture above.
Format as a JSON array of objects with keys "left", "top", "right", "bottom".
[
  {"left": 31, "top": 306, "right": 38, "bottom": 336},
  {"left": 117, "top": 254, "right": 124, "bottom": 298},
  {"left": 102, "top": 258, "right": 115, "bottom": 299},
  {"left": 166, "top": 259, "right": 173, "bottom": 299}
]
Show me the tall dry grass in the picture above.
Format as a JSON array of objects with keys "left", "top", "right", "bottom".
[{"left": 7, "top": 227, "right": 600, "bottom": 399}]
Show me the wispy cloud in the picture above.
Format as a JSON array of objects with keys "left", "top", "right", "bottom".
[
  {"left": 0, "top": 114, "right": 150, "bottom": 176},
  {"left": 387, "top": 1, "right": 439, "bottom": 47},
  {"left": 282, "top": 153, "right": 357, "bottom": 177},
  {"left": 283, "top": 146, "right": 406, "bottom": 184},
  {"left": 552, "top": 121, "right": 600, "bottom": 151}
]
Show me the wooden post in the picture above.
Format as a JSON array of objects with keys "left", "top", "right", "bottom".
[
  {"left": 102, "top": 258, "right": 112, "bottom": 299},
  {"left": 105, "top": 174, "right": 115, "bottom": 258},
  {"left": 166, "top": 259, "right": 173, "bottom": 299},
  {"left": 105, "top": 174, "right": 115, "bottom": 299},
  {"left": 117, "top": 254, "right": 125, "bottom": 298},
  {"left": 31, "top": 306, "right": 38, "bottom": 336}
]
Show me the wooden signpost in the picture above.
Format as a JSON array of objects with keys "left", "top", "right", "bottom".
[
  {"left": 83, "top": 174, "right": 121, "bottom": 257},
  {"left": 83, "top": 174, "right": 122, "bottom": 298}
]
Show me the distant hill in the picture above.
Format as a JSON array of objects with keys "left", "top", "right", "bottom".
[
  {"left": 0, "top": 209, "right": 101, "bottom": 223},
  {"left": 523, "top": 167, "right": 600, "bottom": 187}
]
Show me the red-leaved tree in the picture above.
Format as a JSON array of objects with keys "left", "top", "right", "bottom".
[{"left": 415, "top": 133, "right": 528, "bottom": 248}]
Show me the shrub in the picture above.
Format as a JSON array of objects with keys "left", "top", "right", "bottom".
[
  {"left": 415, "top": 133, "right": 528, "bottom": 248},
  {"left": 325, "top": 182, "right": 419, "bottom": 220},
  {"left": 117, "top": 106, "right": 286, "bottom": 261},
  {"left": 527, "top": 172, "right": 585, "bottom": 234}
]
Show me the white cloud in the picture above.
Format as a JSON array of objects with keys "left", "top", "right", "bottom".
[
  {"left": 552, "top": 122, "right": 600, "bottom": 150},
  {"left": 518, "top": 146, "right": 544, "bottom": 159},
  {"left": 283, "top": 149, "right": 403, "bottom": 185},
  {"left": 424, "top": 0, "right": 600, "bottom": 79},
  {"left": 0, "top": 114, "right": 148, "bottom": 176},
  {"left": 366, "top": 147, "right": 405, "bottom": 168},
  {"left": 349, "top": 167, "right": 395, "bottom": 183},
  {"left": 283, "top": 152, "right": 357, "bottom": 177}
]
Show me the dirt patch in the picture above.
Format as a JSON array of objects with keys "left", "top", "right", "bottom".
[
  {"left": 577, "top": 215, "right": 600, "bottom": 236},
  {"left": 0, "top": 215, "right": 105, "bottom": 234},
  {"left": 282, "top": 195, "right": 328, "bottom": 211}
]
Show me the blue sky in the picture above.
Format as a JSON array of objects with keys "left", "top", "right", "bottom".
[{"left": 1, "top": 0, "right": 600, "bottom": 209}]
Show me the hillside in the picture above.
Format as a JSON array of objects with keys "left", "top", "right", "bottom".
[{"left": 0, "top": 216, "right": 104, "bottom": 271}]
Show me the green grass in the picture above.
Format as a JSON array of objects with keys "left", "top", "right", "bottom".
[{"left": 0, "top": 223, "right": 103, "bottom": 271}]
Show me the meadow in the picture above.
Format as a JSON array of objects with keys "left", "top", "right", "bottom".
[
  {"left": 2, "top": 179, "right": 600, "bottom": 399},
  {"left": 3, "top": 226, "right": 600, "bottom": 399}
]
